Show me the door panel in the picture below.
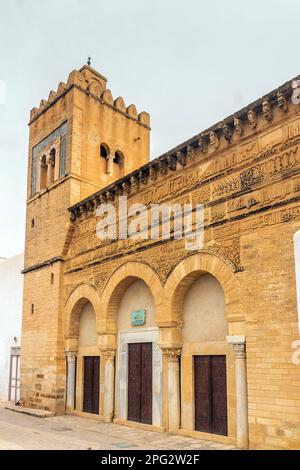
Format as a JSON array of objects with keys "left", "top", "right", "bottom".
[
  {"left": 141, "top": 343, "right": 152, "bottom": 424},
  {"left": 194, "top": 355, "right": 228, "bottom": 436},
  {"left": 128, "top": 343, "right": 142, "bottom": 423},
  {"left": 92, "top": 356, "right": 100, "bottom": 414},
  {"left": 127, "top": 343, "right": 152, "bottom": 424},
  {"left": 194, "top": 355, "right": 211, "bottom": 433},
  {"left": 83, "top": 356, "right": 100, "bottom": 415},
  {"left": 211, "top": 356, "right": 228, "bottom": 436}
]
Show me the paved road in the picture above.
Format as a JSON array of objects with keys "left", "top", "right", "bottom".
[{"left": 0, "top": 407, "right": 235, "bottom": 450}]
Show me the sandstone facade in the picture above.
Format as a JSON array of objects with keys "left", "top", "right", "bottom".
[{"left": 21, "top": 64, "right": 300, "bottom": 449}]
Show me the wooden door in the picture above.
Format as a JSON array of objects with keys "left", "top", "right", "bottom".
[
  {"left": 83, "top": 356, "right": 100, "bottom": 414},
  {"left": 128, "top": 343, "right": 152, "bottom": 424},
  {"left": 127, "top": 343, "right": 141, "bottom": 423},
  {"left": 194, "top": 355, "right": 228, "bottom": 436},
  {"left": 141, "top": 343, "right": 152, "bottom": 424}
]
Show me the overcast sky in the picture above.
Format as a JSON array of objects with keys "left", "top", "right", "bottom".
[{"left": 1, "top": 0, "right": 300, "bottom": 258}]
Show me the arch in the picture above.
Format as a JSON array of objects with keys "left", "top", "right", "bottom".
[
  {"left": 100, "top": 143, "right": 110, "bottom": 159},
  {"left": 162, "top": 251, "right": 244, "bottom": 325},
  {"left": 65, "top": 283, "right": 102, "bottom": 339},
  {"left": 100, "top": 143, "right": 110, "bottom": 174},
  {"left": 113, "top": 150, "right": 124, "bottom": 178},
  {"left": 100, "top": 261, "right": 163, "bottom": 334}
]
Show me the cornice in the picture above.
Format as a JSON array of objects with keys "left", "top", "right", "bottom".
[{"left": 69, "top": 74, "right": 300, "bottom": 221}]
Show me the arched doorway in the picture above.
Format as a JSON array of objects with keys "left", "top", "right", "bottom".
[
  {"left": 162, "top": 253, "right": 247, "bottom": 447},
  {"left": 100, "top": 262, "right": 163, "bottom": 428},
  {"left": 181, "top": 273, "right": 232, "bottom": 437},
  {"left": 76, "top": 302, "right": 100, "bottom": 415},
  {"left": 116, "top": 279, "right": 160, "bottom": 426},
  {"left": 64, "top": 285, "right": 102, "bottom": 417}
]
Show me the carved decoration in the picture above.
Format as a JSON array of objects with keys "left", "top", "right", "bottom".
[
  {"left": 65, "top": 351, "right": 77, "bottom": 361},
  {"left": 122, "top": 181, "right": 131, "bottom": 195},
  {"left": 240, "top": 165, "right": 265, "bottom": 190},
  {"left": 223, "top": 122, "right": 232, "bottom": 143},
  {"left": 232, "top": 342, "right": 246, "bottom": 359},
  {"left": 162, "top": 348, "right": 182, "bottom": 362},
  {"left": 277, "top": 91, "right": 288, "bottom": 113},
  {"left": 167, "top": 155, "right": 177, "bottom": 171},
  {"left": 115, "top": 185, "right": 123, "bottom": 196},
  {"left": 176, "top": 151, "right": 186, "bottom": 167},
  {"left": 262, "top": 99, "right": 273, "bottom": 123},
  {"left": 186, "top": 145, "right": 196, "bottom": 160},
  {"left": 149, "top": 164, "right": 157, "bottom": 182},
  {"left": 198, "top": 134, "right": 208, "bottom": 153},
  {"left": 139, "top": 170, "right": 148, "bottom": 185},
  {"left": 247, "top": 108, "right": 257, "bottom": 129},
  {"left": 100, "top": 350, "right": 116, "bottom": 363},
  {"left": 130, "top": 176, "right": 139, "bottom": 189},
  {"left": 209, "top": 131, "right": 219, "bottom": 149},
  {"left": 158, "top": 159, "right": 168, "bottom": 175},
  {"left": 233, "top": 116, "right": 243, "bottom": 136},
  {"left": 100, "top": 194, "right": 107, "bottom": 204},
  {"left": 106, "top": 191, "right": 114, "bottom": 202}
]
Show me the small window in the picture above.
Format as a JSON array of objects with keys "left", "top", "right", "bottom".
[
  {"left": 100, "top": 145, "right": 108, "bottom": 159},
  {"left": 49, "top": 148, "right": 56, "bottom": 184},
  {"left": 113, "top": 152, "right": 121, "bottom": 164},
  {"left": 113, "top": 151, "right": 124, "bottom": 178},
  {"left": 31, "top": 219, "right": 35, "bottom": 229},
  {"left": 31, "top": 304, "right": 34, "bottom": 315},
  {"left": 50, "top": 273, "right": 54, "bottom": 285},
  {"left": 40, "top": 155, "right": 47, "bottom": 190}
]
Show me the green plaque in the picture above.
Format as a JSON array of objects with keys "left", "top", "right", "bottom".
[{"left": 131, "top": 309, "right": 146, "bottom": 326}]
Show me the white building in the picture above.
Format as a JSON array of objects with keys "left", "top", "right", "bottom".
[{"left": 0, "top": 254, "right": 24, "bottom": 401}]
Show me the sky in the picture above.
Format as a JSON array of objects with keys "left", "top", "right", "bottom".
[{"left": 1, "top": 0, "right": 300, "bottom": 258}]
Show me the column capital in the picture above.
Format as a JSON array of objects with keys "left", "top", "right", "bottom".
[
  {"left": 226, "top": 335, "right": 246, "bottom": 359},
  {"left": 161, "top": 347, "right": 182, "bottom": 362},
  {"left": 100, "top": 349, "right": 116, "bottom": 363},
  {"left": 65, "top": 350, "right": 77, "bottom": 361}
]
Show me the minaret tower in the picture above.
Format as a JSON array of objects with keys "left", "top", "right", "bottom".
[{"left": 21, "top": 62, "right": 150, "bottom": 412}]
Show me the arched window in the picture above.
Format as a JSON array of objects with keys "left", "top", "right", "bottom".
[
  {"left": 100, "top": 144, "right": 108, "bottom": 159},
  {"left": 40, "top": 155, "right": 47, "bottom": 190},
  {"left": 113, "top": 150, "right": 124, "bottom": 178},
  {"left": 100, "top": 144, "right": 110, "bottom": 174},
  {"left": 48, "top": 148, "right": 56, "bottom": 184}
]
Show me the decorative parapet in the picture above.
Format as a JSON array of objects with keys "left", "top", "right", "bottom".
[{"left": 29, "top": 64, "right": 150, "bottom": 128}]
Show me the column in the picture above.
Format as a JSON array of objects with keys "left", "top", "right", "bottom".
[
  {"left": 165, "top": 348, "right": 181, "bottom": 434},
  {"left": 65, "top": 351, "right": 77, "bottom": 412},
  {"left": 102, "top": 350, "right": 116, "bottom": 423},
  {"left": 227, "top": 335, "right": 249, "bottom": 449}
]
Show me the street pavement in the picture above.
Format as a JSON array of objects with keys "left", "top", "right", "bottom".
[{"left": 0, "top": 404, "right": 236, "bottom": 450}]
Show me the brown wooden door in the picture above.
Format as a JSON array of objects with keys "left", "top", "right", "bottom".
[
  {"left": 194, "top": 355, "right": 228, "bottom": 436},
  {"left": 128, "top": 343, "right": 152, "bottom": 425},
  {"left": 83, "top": 356, "right": 100, "bottom": 414}
]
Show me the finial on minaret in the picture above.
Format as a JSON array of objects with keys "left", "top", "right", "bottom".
[{"left": 87, "top": 56, "right": 91, "bottom": 66}]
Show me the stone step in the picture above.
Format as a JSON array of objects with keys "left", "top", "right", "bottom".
[{"left": 5, "top": 403, "right": 54, "bottom": 418}]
